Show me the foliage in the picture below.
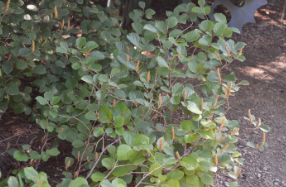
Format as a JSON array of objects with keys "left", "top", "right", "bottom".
[{"left": 0, "top": 0, "right": 269, "bottom": 186}]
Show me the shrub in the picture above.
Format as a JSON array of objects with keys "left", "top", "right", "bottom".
[{"left": 0, "top": 0, "right": 269, "bottom": 186}]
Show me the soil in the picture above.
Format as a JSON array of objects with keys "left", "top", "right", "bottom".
[{"left": 1, "top": 0, "right": 286, "bottom": 186}]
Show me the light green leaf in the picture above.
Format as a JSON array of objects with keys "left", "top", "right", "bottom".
[
  {"left": 47, "top": 148, "right": 60, "bottom": 156},
  {"left": 8, "top": 176, "right": 19, "bottom": 187},
  {"left": 166, "top": 17, "right": 178, "bottom": 28},
  {"left": 117, "top": 144, "right": 137, "bottom": 161},
  {"left": 156, "top": 21, "right": 167, "bottom": 34},
  {"left": 260, "top": 125, "right": 270, "bottom": 133},
  {"left": 56, "top": 47, "right": 68, "bottom": 54},
  {"left": 114, "top": 116, "right": 124, "bottom": 127},
  {"left": 76, "top": 37, "right": 86, "bottom": 48},
  {"left": 91, "top": 172, "right": 105, "bottom": 182},
  {"left": 156, "top": 56, "right": 169, "bottom": 68},
  {"left": 167, "top": 170, "right": 184, "bottom": 180},
  {"left": 127, "top": 33, "right": 140, "bottom": 47},
  {"left": 99, "top": 105, "right": 112, "bottom": 123},
  {"left": 199, "top": 20, "right": 214, "bottom": 32},
  {"left": 180, "top": 120, "right": 193, "bottom": 132},
  {"left": 200, "top": 172, "right": 213, "bottom": 185},
  {"left": 112, "top": 178, "right": 127, "bottom": 187},
  {"left": 85, "top": 111, "right": 97, "bottom": 120},
  {"left": 93, "top": 127, "right": 104, "bottom": 137},
  {"left": 180, "top": 155, "right": 198, "bottom": 170},
  {"left": 187, "top": 101, "right": 202, "bottom": 114},
  {"left": 35, "top": 96, "right": 48, "bottom": 105},
  {"left": 85, "top": 41, "right": 98, "bottom": 50},
  {"left": 24, "top": 167, "right": 38, "bottom": 180},
  {"left": 213, "top": 23, "right": 226, "bottom": 36},
  {"left": 138, "top": 1, "right": 145, "bottom": 9},
  {"left": 132, "top": 134, "right": 149, "bottom": 146},
  {"left": 102, "top": 157, "right": 115, "bottom": 170},
  {"left": 214, "top": 13, "right": 227, "bottom": 24},
  {"left": 143, "top": 24, "right": 158, "bottom": 33},
  {"left": 149, "top": 163, "right": 162, "bottom": 176},
  {"left": 68, "top": 177, "right": 88, "bottom": 187},
  {"left": 182, "top": 30, "right": 200, "bottom": 42},
  {"left": 100, "top": 180, "right": 114, "bottom": 187},
  {"left": 13, "top": 150, "right": 28, "bottom": 161}
]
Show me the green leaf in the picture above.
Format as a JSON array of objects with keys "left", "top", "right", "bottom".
[
  {"left": 8, "top": 176, "right": 19, "bottom": 187},
  {"left": 166, "top": 17, "right": 178, "bottom": 28},
  {"left": 222, "top": 74, "right": 236, "bottom": 82},
  {"left": 199, "top": 35, "right": 212, "bottom": 46},
  {"left": 132, "top": 134, "right": 149, "bottom": 146},
  {"left": 85, "top": 111, "right": 97, "bottom": 120},
  {"left": 156, "top": 56, "right": 169, "bottom": 68},
  {"left": 93, "top": 127, "right": 104, "bottom": 137},
  {"left": 112, "top": 178, "right": 127, "bottom": 187},
  {"left": 16, "top": 60, "right": 28, "bottom": 70},
  {"left": 167, "top": 170, "right": 184, "bottom": 180},
  {"left": 5, "top": 83, "right": 19, "bottom": 96},
  {"left": 214, "top": 13, "right": 227, "bottom": 24},
  {"left": 229, "top": 182, "right": 239, "bottom": 187},
  {"left": 184, "top": 134, "right": 198, "bottom": 143},
  {"left": 33, "top": 64, "right": 46, "bottom": 74},
  {"left": 114, "top": 116, "right": 124, "bottom": 127},
  {"left": 169, "top": 29, "right": 182, "bottom": 37},
  {"left": 85, "top": 41, "right": 98, "bottom": 50},
  {"left": 156, "top": 21, "right": 167, "bottom": 34},
  {"left": 127, "top": 33, "right": 140, "bottom": 47},
  {"left": 76, "top": 37, "right": 86, "bottom": 48},
  {"left": 238, "top": 80, "right": 249, "bottom": 85},
  {"left": 199, "top": 20, "right": 213, "bottom": 32},
  {"left": 143, "top": 24, "right": 158, "bottom": 33},
  {"left": 13, "top": 150, "right": 28, "bottom": 161},
  {"left": 171, "top": 83, "right": 184, "bottom": 94},
  {"left": 135, "top": 119, "right": 150, "bottom": 131},
  {"left": 91, "top": 172, "right": 105, "bottom": 182},
  {"left": 149, "top": 163, "right": 162, "bottom": 176},
  {"left": 246, "top": 141, "right": 256, "bottom": 148},
  {"left": 102, "top": 157, "right": 115, "bottom": 170},
  {"left": 24, "top": 167, "right": 38, "bottom": 180},
  {"left": 99, "top": 105, "right": 112, "bottom": 123},
  {"left": 198, "top": 0, "right": 205, "bottom": 7},
  {"left": 180, "top": 155, "right": 198, "bottom": 170},
  {"left": 47, "top": 148, "right": 60, "bottom": 156},
  {"left": 19, "top": 48, "right": 31, "bottom": 56},
  {"left": 56, "top": 47, "right": 68, "bottom": 54},
  {"left": 117, "top": 144, "right": 137, "bottom": 161},
  {"left": 180, "top": 120, "right": 193, "bottom": 132},
  {"left": 213, "top": 23, "right": 226, "bottom": 36},
  {"left": 200, "top": 172, "right": 213, "bottom": 185},
  {"left": 68, "top": 177, "right": 88, "bottom": 187},
  {"left": 182, "top": 30, "right": 200, "bottom": 42},
  {"left": 145, "top": 8, "right": 155, "bottom": 19},
  {"left": 132, "top": 22, "right": 143, "bottom": 34},
  {"left": 72, "top": 140, "right": 85, "bottom": 148},
  {"left": 260, "top": 125, "right": 270, "bottom": 133},
  {"left": 36, "top": 96, "right": 48, "bottom": 105},
  {"left": 100, "top": 180, "right": 113, "bottom": 187},
  {"left": 138, "top": 1, "right": 145, "bottom": 9},
  {"left": 199, "top": 161, "right": 212, "bottom": 171},
  {"left": 187, "top": 101, "right": 202, "bottom": 114}
]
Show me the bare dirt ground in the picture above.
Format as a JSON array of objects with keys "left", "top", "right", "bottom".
[
  {"left": 214, "top": 1, "right": 286, "bottom": 186},
  {"left": 0, "top": 0, "right": 286, "bottom": 186}
]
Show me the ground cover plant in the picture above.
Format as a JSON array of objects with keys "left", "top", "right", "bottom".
[{"left": 0, "top": 0, "right": 270, "bottom": 186}]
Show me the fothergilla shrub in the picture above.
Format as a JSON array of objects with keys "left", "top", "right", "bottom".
[{"left": 0, "top": 0, "right": 270, "bottom": 186}]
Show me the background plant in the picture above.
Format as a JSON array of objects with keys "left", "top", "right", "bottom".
[{"left": 0, "top": 0, "right": 270, "bottom": 186}]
